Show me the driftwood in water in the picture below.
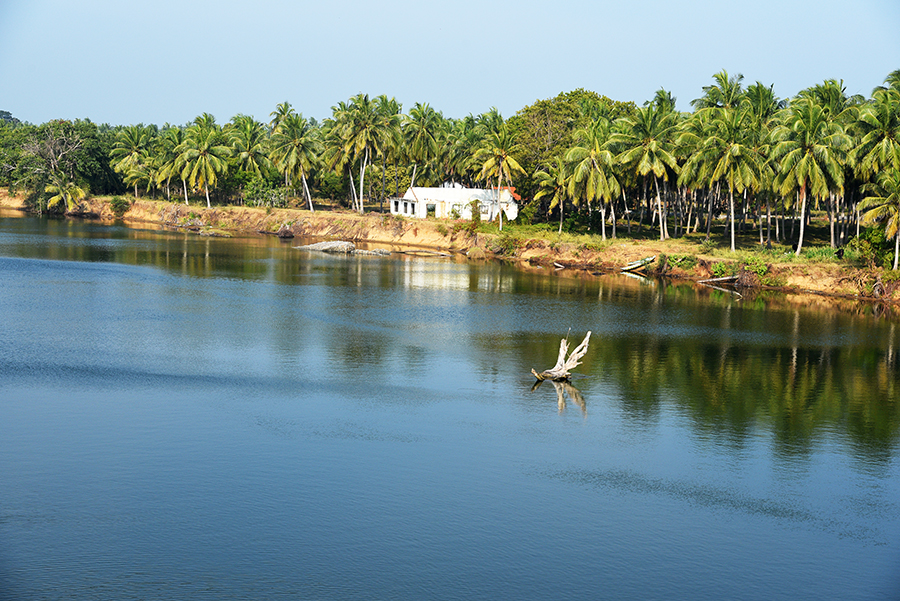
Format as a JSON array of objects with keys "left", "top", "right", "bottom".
[{"left": 531, "top": 331, "right": 591, "bottom": 381}]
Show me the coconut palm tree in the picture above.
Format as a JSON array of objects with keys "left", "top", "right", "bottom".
[
  {"left": 691, "top": 70, "right": 745, "bottom": 110},
  {"left": 565, "top": 119, "right": 620, "bottom": 240},
  {"left": 691, "top": 107, "right": 763, "bottom": 250},
  {"left": 610, "top": 102, "right": 680, "bottom": 240},
  {"left": 403, "top": 102, "right": 442, "bottom": 188},
  {"left": 154, "top": 127, "right": 189, "bottom": 204},
  {"left": 342, "top": 93, "right": 388, "bottom": 213},
  {"left": 534, "top": 155, "right": 571, "bottom": 233},
  {"left": 474, "top": 124, "right": 525, "bottom": 231},
  {"left": 110, "top": 124, "right": 154, "bottom": 198},
  {"left": 177, "top": 115, "right": 232, "bottom": 208},
  {"left": 45, "top": 180, "right": 86, "bottom": 212},
  {"left": 375, "top": 95, "right": 403, "bottom": 206},
  {"left": 270, "top": 113, "right": 321, "bottom": 211},
  {"left": 858, "top": 169, "right": 900, "bottom": 269},
  {"left": 772, "top": 99, "right": 850, "bottom": 255},
  {"left": 228, "top": 114, "right": 271, "bottom": 180},
  {"left": 852, "top": 88, "right": 900, "bottom": 180},
  {"left": 269, "top": 101, "right": 295, "bottom": 133}
]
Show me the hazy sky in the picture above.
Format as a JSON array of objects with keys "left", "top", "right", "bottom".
[{"left": 1, "top": 0, "right": 898, "bottom": 126}]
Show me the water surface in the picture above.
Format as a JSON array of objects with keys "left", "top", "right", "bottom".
[{"left": 1, "top": 213, "right": 898, "bottom": 600}]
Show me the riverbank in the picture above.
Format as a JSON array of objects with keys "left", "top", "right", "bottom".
[{"left": 2, "top": 191, "right": 898, "bottom": 306}]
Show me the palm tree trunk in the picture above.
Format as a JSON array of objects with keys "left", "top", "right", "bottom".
[
  {"left": 358, "top": 150, "right": 368, "bottom": 214},
  {"left": 894, "top": 231, "right": 899, "bottom": 270},
  {"left": 497, "top": 174, "right": 503, "bottom": 232},
  {"left": 795, "top": 184, "right": 807, "bottom": 256},
  {"left": 559, "top": 197, "right": 564, "bottom": 234},
  {"left": 730, "top": 188, "right": 736, "bottom": 252},
  {"left": 182, "top": 179, "right": 189, "bottom": 205},
  {"left": 654, "top": 176, "right": 665, "bottom": 241},
  {"left": 302, "top": 172, "right": 314, "bottom": 212},
  {"left": 205, "top": 184, "right": 211, "bottom": 209},
  {"left": 349, "top": 170, "right": 358, "bottom": 209}
]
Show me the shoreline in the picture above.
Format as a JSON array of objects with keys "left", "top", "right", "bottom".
[{"left": 2, "top": 193, "right": 898, "bottom": 313}]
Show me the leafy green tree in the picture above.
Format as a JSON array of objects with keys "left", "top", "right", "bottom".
[
  {"left": 22, "top": 120, "right": 87, "bottom": 213},
  {"left": 858, "top": 169, "right": 900, "bottom": 269},
  {"left": 772, "top": 99, "right": 850, "bottom": 255}
]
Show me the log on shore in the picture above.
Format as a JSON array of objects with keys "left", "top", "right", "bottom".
[
  {"left": 531, "top": 331, "right": 591, "bottom": 381},
  {"left": 294, "top": 241, "right": 356, "bottom": 253}
]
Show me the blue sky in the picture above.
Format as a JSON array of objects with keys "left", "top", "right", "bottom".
[{"left": 1, "top": 0, "right": 898, "bottom": 126}]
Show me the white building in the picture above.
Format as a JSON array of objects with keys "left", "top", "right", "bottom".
[{"left": 391, "top": 185, "right": 519, "bottom": 222}]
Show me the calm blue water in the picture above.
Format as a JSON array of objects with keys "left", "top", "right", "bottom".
[{"left": 1, "top": 213, "right": 898, "bottom": 600}]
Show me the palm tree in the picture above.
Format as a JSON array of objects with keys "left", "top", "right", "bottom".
[
  {"left": 691, "top": 70, "right": 745, "bottom": 110},
  {"left": 610, "top": 102, "right": 680, "bottom": 240},
  {"left": 45, "top": 180, "right": 86, "bottom": 212},
  {"left": 473, "top": 123, "right": 525, "bottom": 231},
  {"left": 565, "top": 119, "right": 620, "bottom": 240},
  {"left": 534, "top": 155, "right": 571, "bottom": 233},
  {"left": 375, "top": 95, "right": 403, "bottom": 205},
  {"left": 154, "top": 127, "right": 189, "bottom": 204},
  {"left": 342, "top": 93, "right": 389, "bottom": 213},
  {"left": 852, "top": 88, "right": 900, "bottom": 180},
  {"left": 403, "top": 102, "right": 442, "bottom": 188},
  {"left": 858, "top": 169, "right": 900, "bottom": 269},
  {"left": 688, "top": 107, "right": 763, "bottom": 250},
  {"left": 270, "top": 113, "right": 321, "bottom": 211},
  {"left": 269, "top": 102, "right": 295, "bottom": 133},
  {"left": 772, "top": 99, "right": 850, "bottom": 255},
  {"left": 110, "top": 124, "right": 154, "bottom": 198},
  {"left": 177, "top": 115, "right": 232, "bottom": 208},
  {"left": 228, "top": 114, "right": 271, "bottom": 180}
]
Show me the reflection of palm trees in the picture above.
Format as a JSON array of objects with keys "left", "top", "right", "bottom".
[{"left": 532, "top": 379, "right": 587, "bottom": 416}]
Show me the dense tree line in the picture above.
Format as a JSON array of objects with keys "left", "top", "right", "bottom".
[{"left": 1, "top": 70, "right": 899, "bottom": 266}]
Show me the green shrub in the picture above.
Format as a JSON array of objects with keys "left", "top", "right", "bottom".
[
  {"left": 699, "top": 239, "right": 717, "bottom": 254},
  {"left": 243, "top": 177, "right": 288, "bottom": 208},
  {"left": 847, "top": 228, "right": 894, "bottom": 268},
  {"left": 492, "top": 232, "right": 524, "bottom": 256},
  {"left": 669, "top": 254, "right": 698, "bottom": 270},
  {"left": 110, "top": 195, "right": 130, "bottom": 217},
  {"left": 712, "top": 262, "right": 736, "bottom": 278},
  {"left": 435, "top": 224, "right": 449, "bottom": 237}
]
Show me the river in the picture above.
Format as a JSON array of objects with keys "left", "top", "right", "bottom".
[{"left": 0, "top": 211, "right": 898, "bottom": 600}]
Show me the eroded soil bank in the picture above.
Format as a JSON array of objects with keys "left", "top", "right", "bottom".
[{"left": 3, "top": 193, "right": 898, "bottom": 311}]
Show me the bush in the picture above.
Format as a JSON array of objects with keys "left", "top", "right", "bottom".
[
  {"left": 492, "top": 232, "right": 524, "bottom": 256},
  {"left": 846, "top": 228, "right": 894, "bottom": 268},
  {"left": 110, "top": 195, "right": 130, "bottom": 217},
  {"left": 243, "top": 177, "right": 288, "bottom": 208}
]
